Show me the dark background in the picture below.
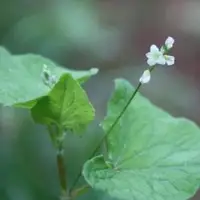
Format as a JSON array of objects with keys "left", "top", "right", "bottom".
[{"left": 0, "top": 0, "right": 200, "bottom": 199}]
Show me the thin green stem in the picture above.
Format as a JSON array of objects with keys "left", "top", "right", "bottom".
[
  {"left": 48, "top": 125, "right": 68, "bottom": 198},
  {"left": 70, "top": 65, "right": 156, "bottom": 192},
  {"left": 149, "top": 65, "right": 156, "bottom": 72},
  {"left": 103, "top": 64, "right": 156, "bottom": 158},
  {"left": 97, "top": 82, "right": 142, "bottom": 156},
  {"left": 57, "top": 150, "right": 67, "bottom": 196},
  {"left": 56, "top": 128, "right": 68, "bottom": 198}
]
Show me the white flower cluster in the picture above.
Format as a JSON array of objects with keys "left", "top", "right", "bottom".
[
  {"left": 140, "top": 37, "right": 175, "bottom": 84},
  {"left": 146, "top": 37, "right": 175, "bottom": 67}
]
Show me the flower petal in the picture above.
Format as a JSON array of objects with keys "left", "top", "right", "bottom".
[
  {"left": 139, "top": 70, "right": 151, "bottom": 84},
  {"left": 157, "top": 55, "right": 166, "bottom": 65},
  {"left": 150, "top": 45, "right": 159, "bottom": 53},
  {"left": 147, "top": 58, "right": 156, "bottom": 66},
  {"left": 165, "top": 55, "right": 175, "bottom": 66},
  {"left": 146, "top": 52, "right": 152, "bottom": 59},
  {"left": 165, "top": 37, "right": 175, "bottom": 49}
]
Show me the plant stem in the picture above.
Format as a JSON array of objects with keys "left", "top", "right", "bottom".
[
  {"left": 70, "top": 65, "right": 156, "bottom": 192},
  {"left": 57, "top": 150, "right": 67, "bottom": 196},
  {"left": 100, "top": 82, "right": 142, "bottom": 155},
  {"left": 48, "top": 125, "right": 68, "bottom": 198}
]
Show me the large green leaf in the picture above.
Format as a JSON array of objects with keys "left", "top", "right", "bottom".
[
  {"left": 83, "top": 79, "right": 200, "bottom": 200},
  {"left": 0, "top": 47, "right": 98, "bottom": 107},
  {"left": 31, "top": 74, "right": 94, "bottom": 133}
]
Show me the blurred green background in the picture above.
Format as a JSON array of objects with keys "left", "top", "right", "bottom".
[{"left": 1, "top": 0, "right": 200, "bottom": 199}]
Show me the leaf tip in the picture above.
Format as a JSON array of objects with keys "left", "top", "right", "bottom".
[{"left": 90, "top": 68, "right": 99, "bottom": 75}]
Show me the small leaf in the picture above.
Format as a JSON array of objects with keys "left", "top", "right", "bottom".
[
  {"left": 31, "top": 74, "right": 94, "bottom": 133},
  {"left": 83, "top": 79, "right": 200, "bottom": 200},
  {"left": 0, "top": 47, "right": 98, "bottom": 107}
]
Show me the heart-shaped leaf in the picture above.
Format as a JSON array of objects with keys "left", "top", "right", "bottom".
[
  {"left": 31, "top": 74, "right": 94, "bottom": 133},
  {"left": 83, "top": 79, "right": 200, "bottom": 200}
]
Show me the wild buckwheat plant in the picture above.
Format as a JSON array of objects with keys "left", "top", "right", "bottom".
[{"left": 1, "top": 37, "right": 200, "bottom": 200}]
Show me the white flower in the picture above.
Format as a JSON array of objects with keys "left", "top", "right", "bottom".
[
  {"left": 146, "top": 45, "right": 166, "bottom": 66},
  {"left": 139, "top": 70, "right": 151, "bottom": 84},
  {"left": 146, "top": 44, "right": 166, "bottom": 66},
  {"left": 165, "top": 36, "right": 174, "bottom": 49},
  {"left": 145, "top": 37, "right": 175, "bottom": 67},
  {"left": 165, "top": 55, "right": 175, "bottom": 66}
]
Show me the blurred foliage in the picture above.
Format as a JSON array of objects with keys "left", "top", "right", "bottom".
[{"left": 1, "top": 0, "right": 120, "bottom": 65}]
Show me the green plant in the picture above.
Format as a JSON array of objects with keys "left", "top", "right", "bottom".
[{"left": 1, "top": 37, "right": 200, "bottom": 200}]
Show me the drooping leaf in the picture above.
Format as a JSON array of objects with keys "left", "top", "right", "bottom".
[
  {"left": 31, "top": 74, "right": 95, "bottom": 133},
  {"left": 0, "top": 47, "right": 98, "bottom": 107},
  {"left": 13, "top": 53, "right": 98, "bottom": 84},
  {"left": 83, "top": 79, "right": 200, "bottom": 200}
]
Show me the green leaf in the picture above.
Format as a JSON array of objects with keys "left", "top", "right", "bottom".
[
  {"left": 0, "top": 47, "right": 98, "bottom": 107},
  {"left": 83, "top": 79, "right": 200, "bottom": 200},
  {"left": 31, "top": 74, "right": 94, "bottom": 133},
  {"left": 13, "top": 53, "right": 98, "bottom": 84}
]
